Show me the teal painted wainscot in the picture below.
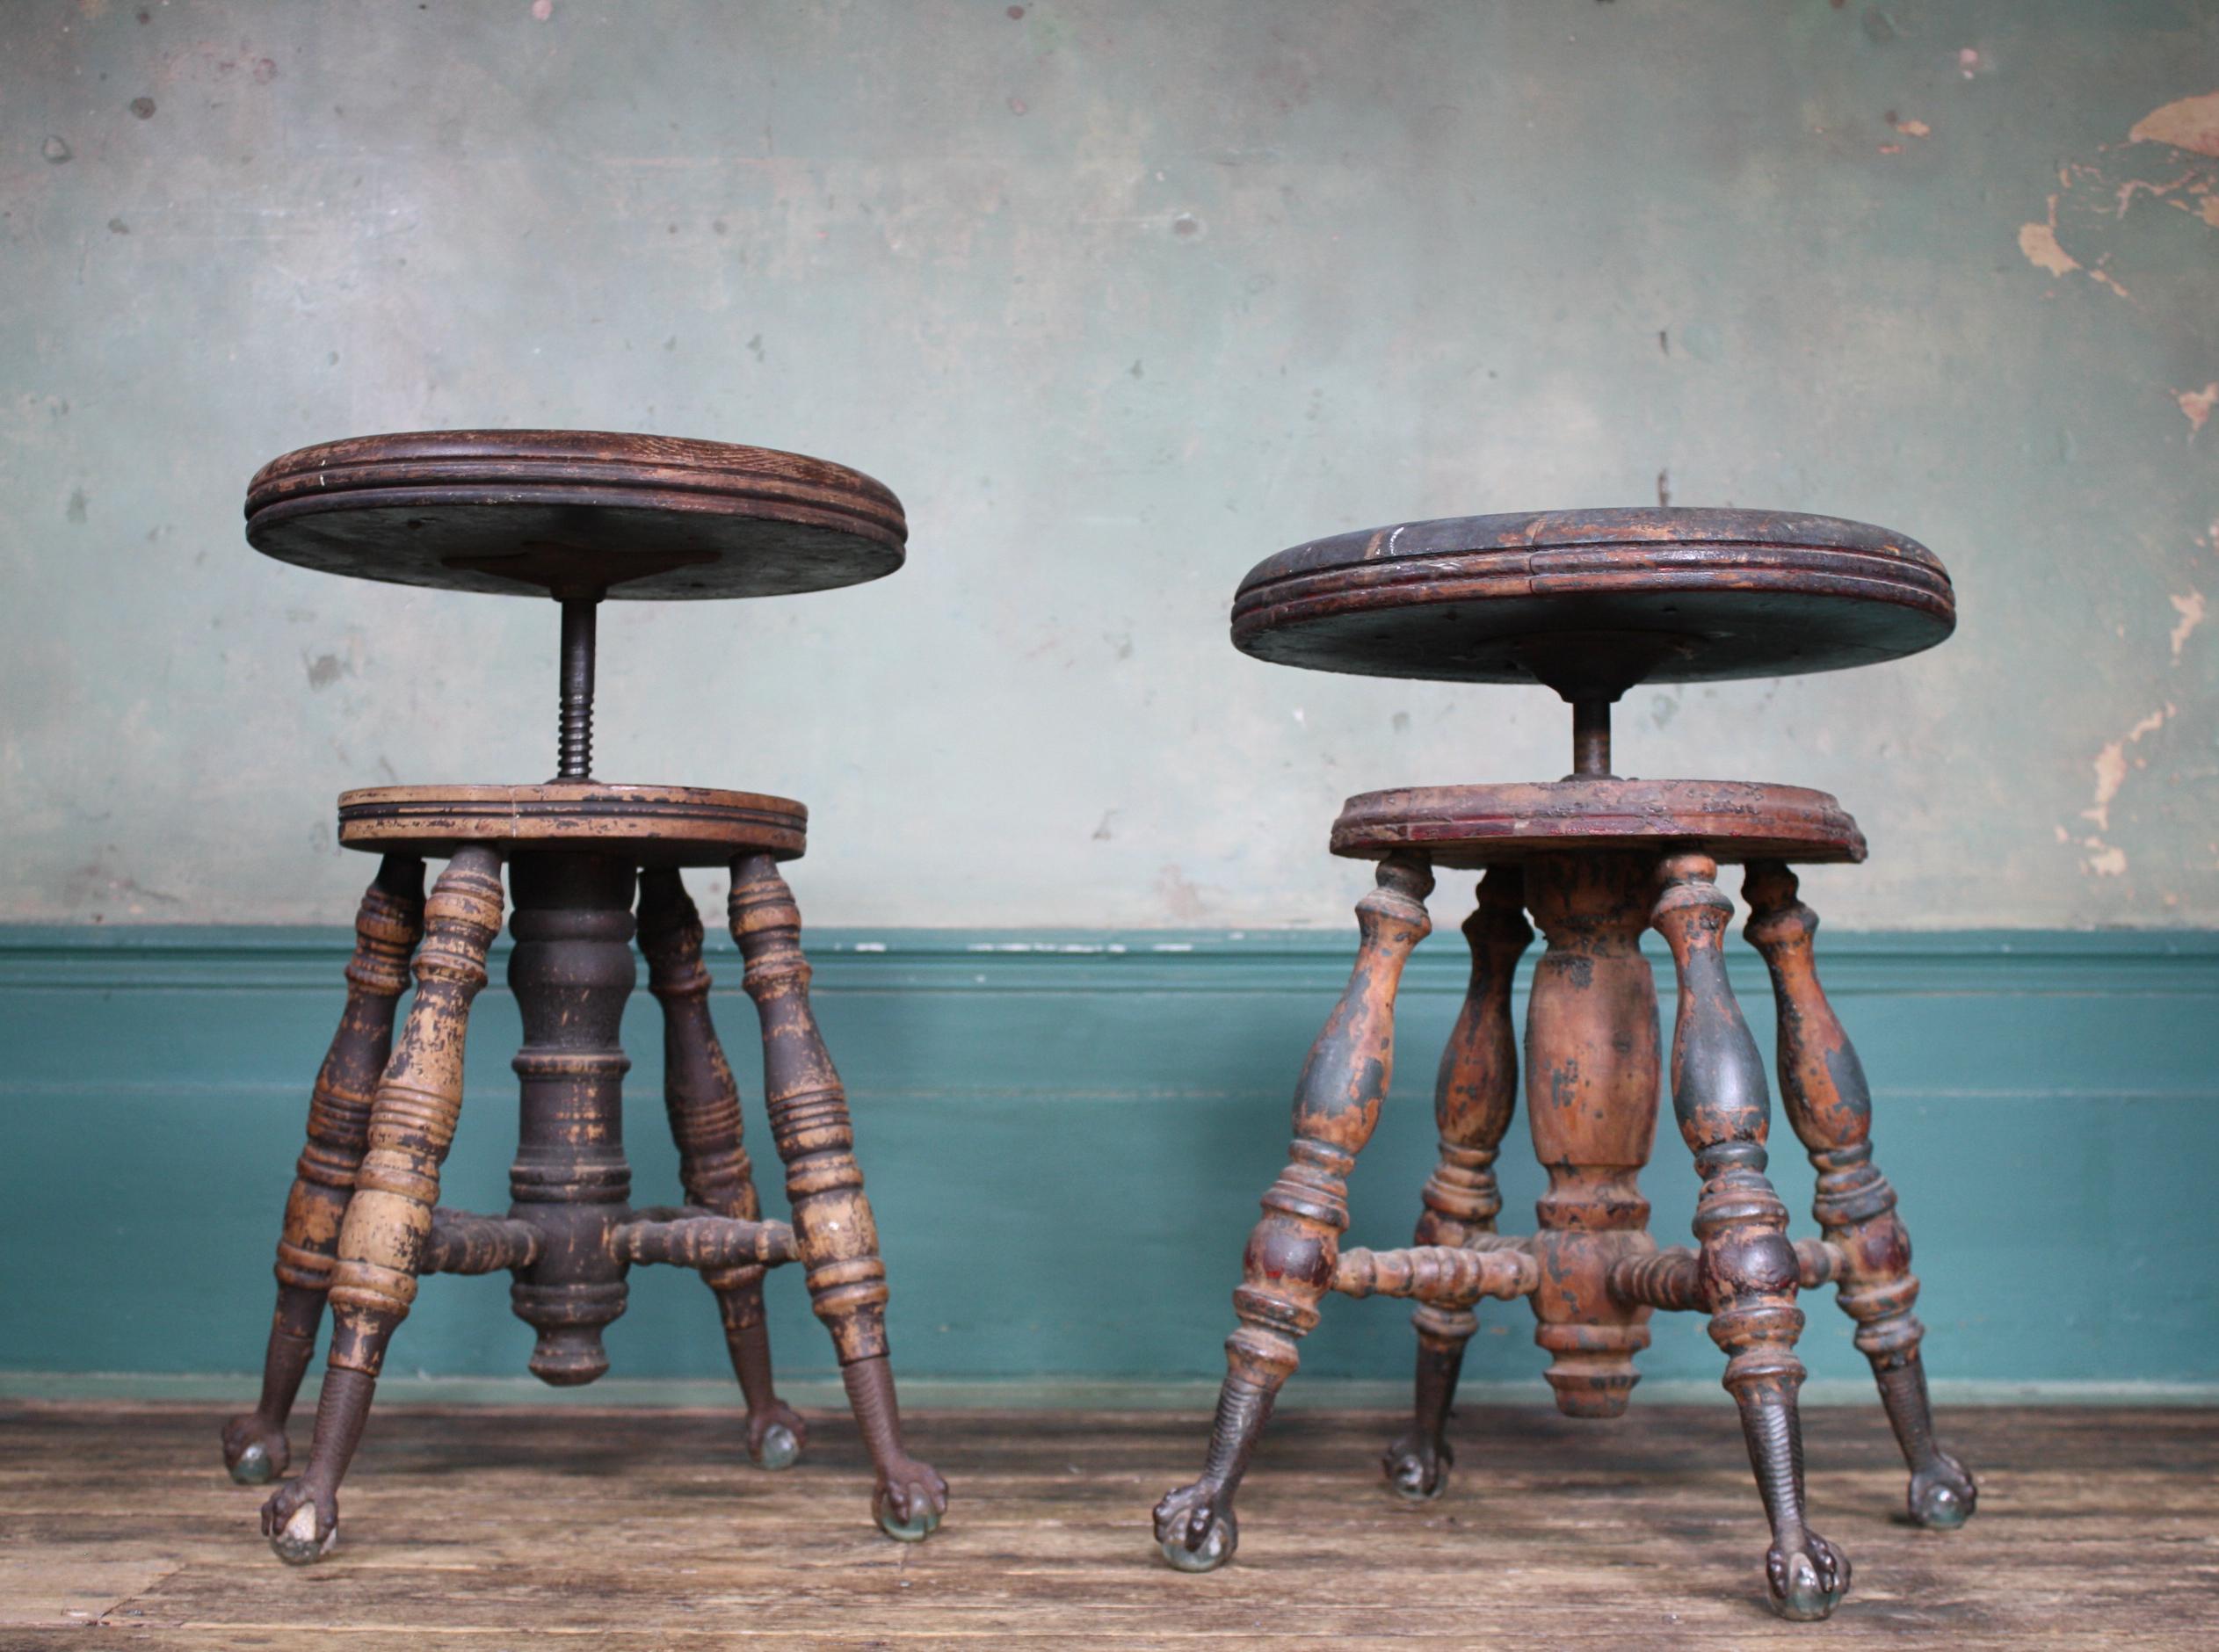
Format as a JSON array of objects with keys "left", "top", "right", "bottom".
[{"left": 4, "top": 924, "right": 2215, "bottom": 1403}]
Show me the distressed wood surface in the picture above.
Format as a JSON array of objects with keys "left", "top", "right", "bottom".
[
  {"left": 244, "top": 430, "right": 906, "bottom": 599},
  {"left": 1744, "top": 860, "right": 1978, "bottom": 1532},
  {"left": 337, "top": 783, "right": 808, "bottom": 866},
  {"left": 639, "top": 866, "right": 808, "bottom": 1470},
  {"left": 1156, "top": 856, "right": 1435, "bottom": 1570},
  {"left": 502, "top": 853, "right": 640, "bottom": 1389},
  {"left": 1330, "top": 779, "right": 1867, "bottom": 867},
  {"left": 1524, "top": 853, "right": 1663, "bottom": 1422},
  {"left": 731, "top": 853, "right": 947, "bottom": 1537},
  {"left": 1383, "top": 865, "right": 1531, "bottom": 1501},
  {"left": 1653, "top": 851, "right": 1841, "bottom": 1619},
  {"left": 221, "top": 855, "right": 424, "bottom": 1489},
  {"left": 259, "top": 848, "right": 504, "bottom": 1561},
  {"left": 3, "top": 1402, "right": 2213, "bottom": 1648},
  {"left": 1230, "top": 506, "right": 1954, "bottom": 687}
]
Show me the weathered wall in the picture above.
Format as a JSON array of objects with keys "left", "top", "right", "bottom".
[{"left": 4, "top": 0, "right": 2215, "bottom": 928}]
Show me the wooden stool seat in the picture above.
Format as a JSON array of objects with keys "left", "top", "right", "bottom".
[
  {"left": 1330, "top": 779, "right": 1867, "bottom": 867},
  {"left": 1158, "top": 504, "right": 1975, "bottom": 1623},
  {"left": 337, "top": 783, "right": 808, "bottom": 865},
  {"left": 1231, "top": 506, "right": 1954, "bottom": 694},
  {"left": 245, "top": 430, "right": 904, "bottom": 598}
]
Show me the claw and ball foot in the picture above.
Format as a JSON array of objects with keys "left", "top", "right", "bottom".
[
  {"left": 261, "top": 1476, "right": 339, "bottom": 1565},
  {"left": 1382, "top": 1325, "right": 1461, "bottom": 1502},
  {"left": 748, "top": 1403, "right": 808, "bottom": 1471},
  {"left": 1156, "top": 1370, "right": 1273, "bottom": 1572},
  {"left": 257, "top": 1365, "right": 380, "bottom": 1565},
  {"left": 1909, "top": 1449, "right": 1977, "bottom": 1530},
  {"left": 221, "top": 1415, "right": 289, "bottom": 1486},
  {"left": 842, "top": 1355, "right": 946, "bottom": 1540},
  {"left": 874, "top": 1460, "right": 948, "bottom": 1542},
  {"left": 1769, "top": 1529, "right": 1852, "bottom": 1622},
  {"left": 1883, "top": 1359, "right": 1976, "bottom": 1529},
  {"left": 1381, "top": 1427, "right": 1451, "bottom": 1503},
  {"left": 1154, "top": 1482, "right": 1238, "bottom": 1572}
]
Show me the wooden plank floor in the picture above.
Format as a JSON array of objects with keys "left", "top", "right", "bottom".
[{"left": 3, "top": 1402, "right": 2215, "bottom": 1648}]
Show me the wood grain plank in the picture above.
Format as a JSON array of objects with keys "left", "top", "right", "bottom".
[{"left": 1, "top": 1404, "right": 2213, "bottom": 1648}]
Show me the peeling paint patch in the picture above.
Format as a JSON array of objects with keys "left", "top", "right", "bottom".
[
  {"left": 2018, "top": 204, "right": 2080, "bottom": 277},
  {"left": 2171, "top": 591, "right": 2207, "bottom": 658},
  {"left": 2179, "top": 383, "right": 2218, "bottom": 434},
  {"left": 2077, "top": 705, "right": 2176, "bottom": 876},
  {"left": 2130, "top": 90, "right": 2219, "bottom": 157},
  {"left": 2085, "top": 844, "right": 2129, "bottom": 877},
  {"left": 2016, "top": 109, "right": 2217, "bottom": 301},
  {"left": 2085, "top": 707, "right": 2169, "bottom": 833}
]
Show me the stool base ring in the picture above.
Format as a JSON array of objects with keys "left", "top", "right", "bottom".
[
  {"left": 337, "top": 782, "right": 808, "bottom": 866},
  {"left": 1331, "top": 778, "right": 1866, "bottom": 868}
]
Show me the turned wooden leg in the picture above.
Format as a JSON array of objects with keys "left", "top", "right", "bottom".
[
  {"left": 1744, "top": 860, "right": 1976, "bottom": 1531},
  {"left": 257, "top": 846, "right": 503, "bottom": 1564},
  {"left": 1525, "top": 852, "right": 1663, "bottom": 1417},
  {"left": 1383, "top": 864, "right": 1529, "bottom": 1502},
  {"left": 638, "top": 866, "right": 806, "bottom": 1470},
  {"left": 729, "top": 853, "right": 944, "bottom": 1541},
  {"left": 1155, "top": 854, "right": 1433, "bottom": 1572},
  {"left": 223, "top": 855, "right": 424, "bottom": 1486},
  {"left": 1654, "top": 853, "right": 1846, "bottom": 1621}
]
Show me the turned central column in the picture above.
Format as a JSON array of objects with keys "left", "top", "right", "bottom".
[
  {"left": 506, "top": 852, "right": 638, "bottom": 1385},
  {"left": 1522, "top": 851, "right": 1662, "bottom": 1417}
]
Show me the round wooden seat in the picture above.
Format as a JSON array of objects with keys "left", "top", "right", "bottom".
[
  {"left": 1330, "top": 779, "right": 1866, "bottom": 867},
  {"left": 247, "top": 430, "right": 904, "bottom": 599},
  {"left": 337, "top": 783, "right": 808, "bottom": 866},
  {"left": 1232, "top": 507, "right": 1954, "bottom": 695}
]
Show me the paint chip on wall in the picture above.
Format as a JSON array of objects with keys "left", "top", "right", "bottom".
[
  {"left": 2171, "top": 591, "right": 2207, "bottom": 658},
  {"left": 2018, "top": 205, "right": 2080, "bottom": 277},
  {"left": 2129, "top": 90, "right": 2219, "bottom": 157},
  {"left": 2077, "top": 705, "right": 2176, "bottom": 875}
]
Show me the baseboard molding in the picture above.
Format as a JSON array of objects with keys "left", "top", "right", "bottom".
[
  {"left": 5, "top": 1370, "right": 2216, "bottom": 1409},
  {"left": 5, "top": 924, "right": 2218, "bottom": 999}
]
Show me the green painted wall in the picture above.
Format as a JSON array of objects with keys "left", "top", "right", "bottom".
[
  {"left": 4, "top": 924, "right": 2215, "bottom": 1392},
  {"left": 3, "top": 0, "right": 2216, "bottom": 931}
]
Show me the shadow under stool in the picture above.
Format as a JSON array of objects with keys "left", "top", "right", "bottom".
[
  {"left": 1154, "top": 507, "right": 1977, "bottom": 1621},
  {"left": 218, "top": 430, "right": 946, "bottom": 1561}
]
